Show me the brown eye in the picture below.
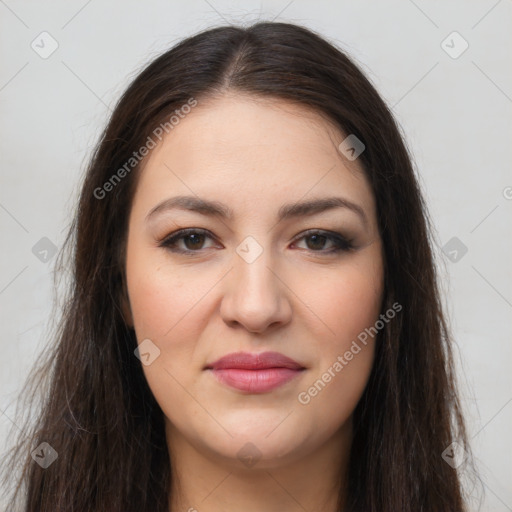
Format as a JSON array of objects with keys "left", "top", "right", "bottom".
[
  {"left": 160, "top": 229, "right": 217, "bottom": 253},
  {"left": 293, "top": 230, "right": 354, "bottom": 254},
  {"left": 304, "top": 233, "right": 329, "bottom": 251},
  {"left": 159, "top": 228, "right": 354, "bottom": 256},
  {"left": 181, "top": 233, "right": 206, "bottom": 250}
]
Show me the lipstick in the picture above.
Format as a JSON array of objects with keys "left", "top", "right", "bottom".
[{"left": 204, "top": 351, "right": 305, "bottom": 393}]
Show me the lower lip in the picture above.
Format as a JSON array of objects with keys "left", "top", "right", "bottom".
[{"left": 209, "top": 368, "right": 303, "bottom": 393}]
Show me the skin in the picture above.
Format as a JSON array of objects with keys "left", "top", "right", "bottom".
[{"left": 123, "top": 93, "right": 384, "bottom": 512}]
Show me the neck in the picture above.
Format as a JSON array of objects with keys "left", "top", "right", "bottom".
[{"left": 166, "top": 420, "right": 352, "bottom": 512}]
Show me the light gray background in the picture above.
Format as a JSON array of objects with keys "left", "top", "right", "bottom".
[{"left": 1, "top": 1, "right": 511, "bottom": 510}]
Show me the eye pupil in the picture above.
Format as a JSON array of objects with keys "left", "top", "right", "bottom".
[
  {"left": 184, "top": 233, "right": 204, "bottom": 249},
  {"left": 306, "top": 234, "right": 327, "bottom": 250}
]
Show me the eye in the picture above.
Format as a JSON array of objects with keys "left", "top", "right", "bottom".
[
  {"left": 292, "top": 229, "right": 354, "bottom": 254},
  {"left": 159, "top": 228, "right": 354, "bottom": 256},
  {"left": 159, "top": 228, "right": 218, "bottom": 253}
]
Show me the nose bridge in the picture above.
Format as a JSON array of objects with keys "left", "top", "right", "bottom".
[
  {"left": 234, "top": 236, "right": 279, "bottom": 308},
  {"left": 221, "top": 235, "right": 291, "bottom": 332},
  {"left": 236, "top": 242, "right": 275, "bottom": 300}
]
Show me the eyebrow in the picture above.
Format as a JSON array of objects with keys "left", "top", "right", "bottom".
[{"left": 145, "top": 195, "right": 368, "bottom": 227}]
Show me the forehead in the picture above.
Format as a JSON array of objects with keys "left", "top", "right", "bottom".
[
  {"left": 132, "top": 93, "right": 376, "bottom": 224},
  {"left": 158, "top": 93, "right": 347, "bottom": 163}
]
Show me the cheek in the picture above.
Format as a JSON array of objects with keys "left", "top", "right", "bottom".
[
  {"left": 293, "top": 257, "right": 383, "bottom": 345},
  {"left": 125, "top": 251, "right": 223, "bottom": 389},
  {"left": 125, "top": 258, "right": 215, "bottom": 419},
  {"left": 290, "top": 256, "right": 383, "bottom": 427},
  {"left": 296, "top": 341, "right": 375, "bottom": 446},
  {"left": 126, "top": 243, "right": 210, "bottom": 339}
]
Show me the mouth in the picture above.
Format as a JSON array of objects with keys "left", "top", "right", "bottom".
[{"left": 204, "top": 351, "right": 306, "bottom": 393}]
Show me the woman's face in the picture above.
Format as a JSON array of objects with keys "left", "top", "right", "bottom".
[{"left": 124, "top": 93, "right": 384, "bottom": 469}]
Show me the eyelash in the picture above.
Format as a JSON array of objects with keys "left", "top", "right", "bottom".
[{"left": 158, "top": 228, "right": 355, "bottom": 256}]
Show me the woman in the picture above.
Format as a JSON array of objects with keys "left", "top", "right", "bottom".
[{"left": 1, "top": 21, "right": 475, "bottom": 511}]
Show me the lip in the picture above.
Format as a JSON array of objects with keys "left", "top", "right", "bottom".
[{"left": 205, "top": 351, "right": 305, "bottom": 393}]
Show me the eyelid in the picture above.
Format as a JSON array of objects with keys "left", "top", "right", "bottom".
[
  {"left": 291, "top": 229, "right": 355, "bottom": 253},
  {"left": 158, "top": 228, "right": 219, "bottom": 252},
  {"left": 158, "top": 227, "right": 355, "bottom": 254}
]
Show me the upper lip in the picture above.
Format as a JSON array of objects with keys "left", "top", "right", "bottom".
[{"left": 205, "top": 351, "right": 304, "bottom": 371}]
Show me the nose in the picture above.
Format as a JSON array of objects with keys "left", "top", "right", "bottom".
[{"left": 220, "top": 246, "right": 292, "bottom": 334}]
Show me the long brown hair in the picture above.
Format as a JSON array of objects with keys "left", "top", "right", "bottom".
[{"left": 1, "top": 21, "right": 475, "bottom": 511}]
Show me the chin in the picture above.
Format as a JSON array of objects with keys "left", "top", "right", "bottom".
[{"left": 202, "top": 426, "right": 311, "bottom": 469}]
